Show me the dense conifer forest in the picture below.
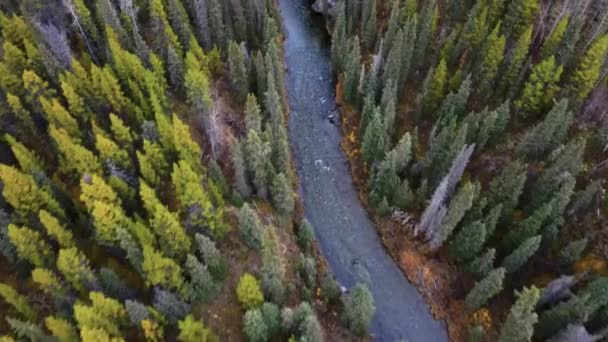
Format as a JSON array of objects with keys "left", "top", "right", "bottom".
[
  {"left": 326, "top": 0, "right": 608, "bottom": 340},
  {"left": 0, "top": 0, "right": 372, "bottom": 341},
  {"left": 0, "top": 0, "right": 608, "bottom": 340}
]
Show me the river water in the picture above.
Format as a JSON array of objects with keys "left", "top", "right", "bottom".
[{"left": 278, "top": 1, "right": 448, "bottom": 341}]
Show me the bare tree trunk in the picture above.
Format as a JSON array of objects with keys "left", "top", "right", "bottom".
[{"left": 63, "top": 0, "right": 98, "bottom": 63}]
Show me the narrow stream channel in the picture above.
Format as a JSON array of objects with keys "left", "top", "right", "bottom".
[{"left": 278, "top": 1, "right": 448, "bottom": 341}]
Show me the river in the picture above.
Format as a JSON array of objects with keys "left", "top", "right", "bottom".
[{"left": 278, "top": 1, "right": 448, "bottom": 341}]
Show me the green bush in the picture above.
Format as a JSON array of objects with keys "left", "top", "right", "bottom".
[{"left": 342, "top": 283, "right": 375, "bottom": 335}]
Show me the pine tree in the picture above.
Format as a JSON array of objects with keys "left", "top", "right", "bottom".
[
  {"left": 497, "top": 26, "right": 532, "bottom": 98},
  {"left": 185, "top": 254, "right": 216, "bottom": 303},
  {"left": 3, "top": 135, "right": 43, "bottom": 175},
  {"left": 567, "top": 35, "right": 608, "bottom": 104},
  {"left": 5, "top": 93, "right": 35, "bottom": 134},
  {"left": 383, "top": 1, "right": 401, "bottom": 59},
  {"left": 8, "top": 224, "right": 53, "bottom": 268},
  {"left": 342, "top": 283, "right": 375, "bottom": 335},
  {"left": 39, "top": 97, "right": 81, "bottom": 140},
  {"left": 49, "top": 125, "right": 102, "bottom": 177},
  {"left": 502, "top": 201, "right": 552, "bottom": 251},
  {"left": 237, "top": 273, "right": 264, "bottom": 309},
  {"left": 503, "top": 0, "right": 538, "bottom": 39},
  {"left": 137, "top": 140, "right": 169, "bottom": 187},
  {"left": 244, "top": 94, "right": 262, "bottom": 134},
  {"left": 540, "top": 16, "right": 569, "bottom": 60},
  {"left": 245, "top": 130, "right": 272, "bottom": 199},
  {"left": 431, "top": 182, "right": 478, "bottom": 249},
  {"left": 466, "top": 248, "right": 496, "bottom": 279},
  {"left": 238, "top": 204, "right": 264, "bottom": 250},
  {"left": 73, "top": 291, "right": 128, "bottom": 337},
  {"left": 515, "top": 56, "right": 563, "bottom": 117},
  {"left": 45, "top": 316, "right": 79, "bottom": 342},
  {"left": 478, "top": 23, "right": 505, "bottom": 95},
  {"left": 535, "top": 294, "right": 589, "bottom": 340},
  {"left": 413, "top": 0, "right": 437, "bottom": 70},
  {"left": 501, "top": 235, "right": 542, "bottom": 273},
  {"left": 421, "top": 59, "right": 448, "bottom": 118},
  {"left": 172, "top": 114, "right": 202, "bottom": 170},
  {"left": 0, "top": 283, "right": 36, "bottom": 320},
  {"left": 6, "top": 317, "right": 49, "bottom": 342},
  {"left": 39, "top": 210, "right": 74, "bottom": 248},
  {"left": 516, "top": 99, "right": 573, "bottom": 159},
  {"left": 271, "top": 173, "right": 294, "bottom": 215},
  {"left": 230, "top": 138, "right": 251, "bottom": 197},
  {"left": 141, "top": 245, "right": 185, "bottom": 291},
  {"left": 95, "top": 133, "right": 131, "bottom": 170},
  {"left": 438, "top": 75, "right": 472, "bottom": 124},
  {"left": 483, "top": 160, "right": 527, "bottom": 223},
  {"left": 167, "top": 0, "right": 193, "bottom": 50},
  {"left": 343, "top": 37, "right": 362, "bottom": 105},
  {"left": 361, "top": 108, "right": 386, "bottom": 164},
  {"left": 498, "top": 287, "right": 540, "bottom": 342},
  {"left": 178, "top": 315, "right": 213, "bottom": 342},
  {"left": 167, "top": 45, "right": 186, "bottom": 95},
  {"left": 362, "top": 0, "right": 377, "bottom": 51},
  {"left": 228, "top": 41, "right": 249, "bottom": 104},
  {"left": 185, "top": 51, "right": 213, "bottom": 120},
  {"left": 171, "top": 160, "right": 217, "bottom": 231},
  {"left": 450, "top": 220, "right": 487, "bottom": 262},
  {"left": 243, "top": 308, "right": 268, "bottom": 342},
  {"left": 57, "top": 248, "right": 97, "bottom": 293},
  {"left": 465, "top": 267, "right": 505, "bottom": 310}
]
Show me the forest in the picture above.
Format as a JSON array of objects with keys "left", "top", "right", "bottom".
[
  {"left": 0, "top": 0, "right": 379, "bottom": 341},
  {"left": 327, "top": 0, "right": 608, "bottom": 340},
  {"left": 0, "top": 0, "right": 607, "bottom": 341}
]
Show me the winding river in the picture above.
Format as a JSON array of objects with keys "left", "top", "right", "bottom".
[{"left": 278, "top": 1, "right": 448, "bottom": 341}]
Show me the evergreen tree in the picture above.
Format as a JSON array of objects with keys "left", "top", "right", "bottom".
[
  {"left": 483, "top": 160, "right": 527, "bottom": 223},
  {"left": 559, "top": 238, "right": 587, "bottom": 266},
  {"left": 231, "top": 138, "right": 251, "bottom": 197},
  {"left": 503, "top": 0, "right": 538, "bottom": 39},
  {"left": 540, "top": 15, "right": 569, "bottom": 60},
  {"left": 466, "top": 248, "right": 496, "bottom": 279},
  {"left": 535, "top": 294, "right": 589, "bottom": 340},
  {"left": 49, "top": 125, "right": 102, "bottom": 177},
  {"left": 465, "top": 267, "right": 505, "bottom": 310},
  {"left": 450, "top": 220, "right": 487, "bottom": 262},
  {"left": 57, "top": 248, "right": 97, "bottom": 293},
  {"left": 167, "top": 45, "right": 186, "bottom": 95},
  {"left": 567, "top": 35, "right": 608, "bottom": 104},
  {"left": 0, "top": 164, "right": 63, "bottom": 219},
  {"left": 361, "top": 108, "right": 386, "bottom": 164},
  {"left": 178, "top": 315, "right": 213, "bottom": 342},
  {"left": 8, "top": 224, "right": 54, "bottom": 268},
  {"left": 237, "top": 273, "right": 264, "bottom": 309},
  {"left": 271, "top": 173, "right": 294, "bottom": 215},
  {"left": 0, "top": 283, "right": 36, "bottom": 320},
  {"left": 185, "top": 254, "right": 216, "bottom": 303},
  {"left": 6, "top": 317, "right": 49, "bottom": 342},
  {"left": 343, "top": 37, "right": 362, "bottom": 105},
  {"left": 228, "top": 41, "right": 249, "bottom": 104},
  {"left": 502, "top": 201, "right": 552, "bottom": 251},
  {"left": 515, "top": 56, "right": 563, "bottom": 117},
  {"left": 39, "top": 210, "right": 74, "bottom": 248},
  {"left": 245, "top": 130, "right": 272, "bottom": 199},
  {"left": 498, "top": 287, "right": 540, "bottom": 342},
  {"left": 141, "top": 245, "right": 185, "bottom": 291},
  {"left": 516, "top": 99, "right": 573, "bottom": 159},
  {"left": 431, "top": 181, "right": 478, "bottom": 249},
  {"left": 362, "top": 0, "right": 377, "bottom": 50},
  {"left": 238, "top": 203, "right": 264, "bottom": 250},
  {"left": 342, "top": 283, "right": 375, "bottom": 336},
  {"left": 153, "top": 288, "right": 190, "bottom": 324},
  {"left": 420, "top": 59, "right": 448, "bottom": 118},
  {"left": 244, "top": 94, "right": 262, "bottom": 134},
  {"left": 477, "top": 23, "right": 505, "bottom": 95},
  {"left": 45, "top": 316, "right": 78, "bottom": 342},
  {"left": 243, "top": 308, "right": 268, "bottom": 342},
  {"left": 167, "top": 0, "right": 193, "bottom": 50},
  {"left": 501, "top": 235, "right": 542, "bottom": 273},
  {"left": 413, "top": 0, "right": 437, "bottom": 70}
]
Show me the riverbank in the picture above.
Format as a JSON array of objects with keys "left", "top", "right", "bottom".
[
  {"left": 279, "top": 0, "right": 448, "bottom": 340},
  {"left": 336, "top": 79, "right": 469, "bottom": 341}
]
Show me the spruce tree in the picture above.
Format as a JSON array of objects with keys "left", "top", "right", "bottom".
[
  {"left": 413, "top": 0, "right": 437, "bottom": 70},
  {"left": 466, "top": 248, "right": 496, "bottom": 279},
  {"left": 503, "top": 0, "right": 538, "bottom": 39},
  {"left": 567, "top": 35, "right": 608, "bottom": 104},
  {"left": 420, "top": 59, "right": 448, "bottom": 118},
  {"left": 271, "top": 173, "right": 294, "bottom": 215},
  {"left": 141, "top": 245, "right": 185, "bottom": 291},
  {"left": 535, "top": 294, "right": 589, "bottom": 340},
  {"left": 228, "top": 40, "right": 249, "bottom": 104},
  {"left": 465, "top": 267, "right": 505, "bottom": 310},
  {"left": 501, "top": 235, "right": 542, "bottom": 273},
  {"left": 483, "top": 160, "right": 527, "bottom": 223},
  {"left": 515, "top": 56, "right": 563, "bottom": 117},
  {"left": 362, "top": 0, "right": 377, "bottom": 51},
  {"left": 245, "top": 130, "right": 272, "bottom": 199},
  {"left": 477, "top": 22, "right": 505, "bottom": 95},
  {"left": 498, "top": 287, "right": 540, "bottom": 342},
  {"left": 361, "top": 107, "right": 386, "bottom": 165},
  {"left": 57, "top": 248, "right": 97, "bottom": 293},
  {"left": 540, "top": 15, "right": 569, "bottom": 60},
  {"left": 343, "top": 37, "right": 362, "bottom": 105},
  {"left": 431, "top": 181, "right": 478, "bottom": 249},
  {"left": 238, "top": 203, "right": 264, "bottom": 250},
  {"left": 231, "top": 138, "right": 251, "bottom": 197},
  {"left": 8, "top": 224, "right": 54, "bottom": 268},
  {"left": 450, "top": 220, "right": 487, "bottom": 262},
  {"left": 0, "top": 283, "right": 36, "bottom": 320},
  {"left": 39, "top": 210, "right": 74, "bottom": 248}
]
